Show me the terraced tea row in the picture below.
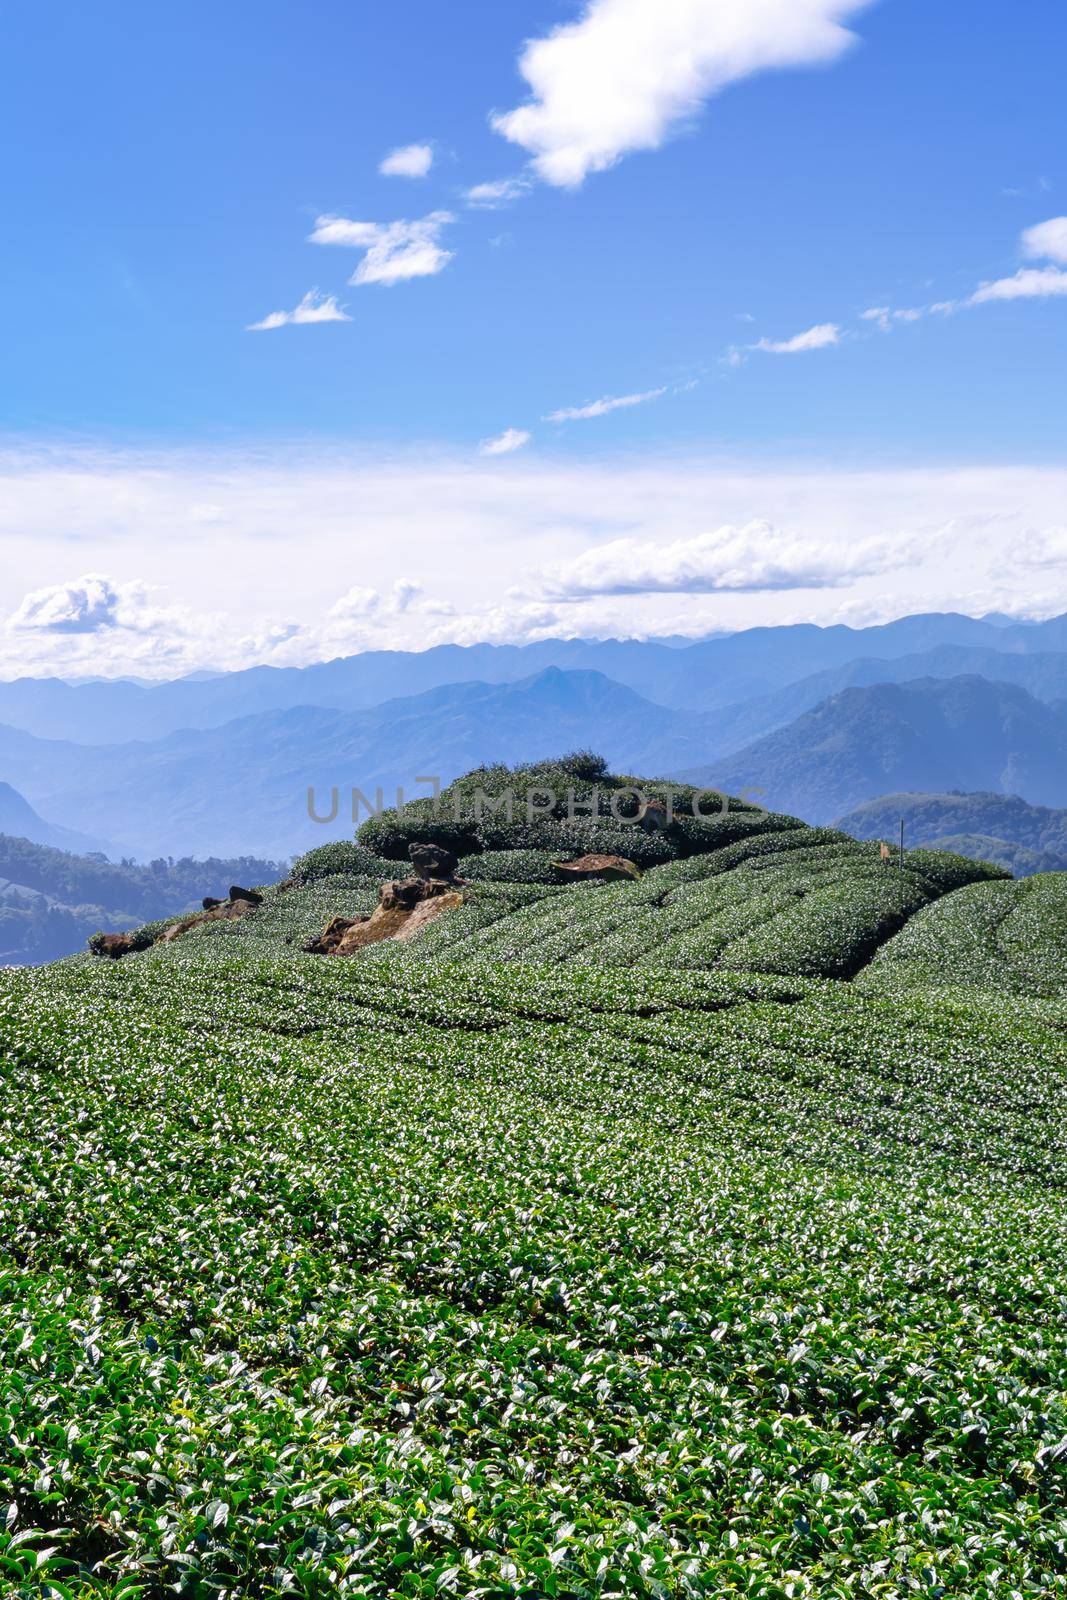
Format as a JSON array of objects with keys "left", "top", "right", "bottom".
[
  {"left": 392, "top": 829, "right": 1000, "bottom": 980},
  {"left": 860, "top": 871, "right": 1067, "bottom": 999},
  {"left": 1, "top": 945, "right": 1066, "bottom": 1595}
]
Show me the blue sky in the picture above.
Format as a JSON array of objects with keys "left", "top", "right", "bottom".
[{"left": 1, "top": 0, "right": 1065, "bottom": 678}]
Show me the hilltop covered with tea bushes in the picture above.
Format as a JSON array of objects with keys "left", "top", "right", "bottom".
[{"left": 0, "top": 758, "right": 1065, "bottom": 1596}]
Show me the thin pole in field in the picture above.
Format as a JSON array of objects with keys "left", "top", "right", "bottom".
[{"left": 899, "top": 818, "right": 905, "bottom": 915}]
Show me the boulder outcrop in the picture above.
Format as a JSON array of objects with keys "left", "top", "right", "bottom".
[
  {"left": 638, "top": 799, "right": 670, "bottom": 833},
  {"left": 552, "top": 854, "right": 641, "bottom": 882},
  {"left": 408, "top": 842, "right": 460, "bottom": 882},
  {"left": 306, "top": 874, "right": 465, "bottom": 956},
  {"left": 229, "top": 885, "right": 263, "bottom": 906},
  {"left": 91, "top": 932, "right": 139, "bottom": 959},
  {"left": 91, "top": 884, "right": 267, "bottom": 959}
]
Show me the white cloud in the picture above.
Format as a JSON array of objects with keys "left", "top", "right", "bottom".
[
  {"left": 866, "top": 218, "right": 1067, "bottom": 326},
  {"left": 327, "top": 578, "right": 444, "bottom": 624},
  {"left": 463, "top": 176, "right": 531, "bottom": 209},
  {"left": 310, "top": 212, "right": 455, "bottom": 285},
  {"left": 861, "top": 305, "right": 926, "bottom": 332},
  {"left": 10, "top": 574, "right": 125, "bottom": 633},
  {"left": 479, "top": 428, "right": 532, "bottom": 456},
  {"left": 1022, "top": 215, "right": 1067, "bottom": 264},
  {"left": 860, "top": 306, "right": 891, "bottom": 330},
  {"left": 492, "top": 0, "right": 875, "bottom": 187},
  {"left": 6, "top": 571, "right": 247, "bottom": 670},
  {"left": 379, "top": 142, "right": 434, "bottom": 178},
  {"left": 1014, "top": 525, "right": 1067, "bottom": 569},
  {"left": 969, "top": 266, "right": 1067, "bottom": 304},
  {"left": 531, "top": 520, "right": 901, "bottom": 598},
  {"left": 2, "top": 447, "right": 1065, "bottom": 679},
  {"left": 753, "top": 322, "right": 840, "bottom": 354},
  {"left": 545, "top": 387, "right": 666, "bottom": 422},
  {"left": 247, "top": 289, "right": 350, "bottom": 331}
]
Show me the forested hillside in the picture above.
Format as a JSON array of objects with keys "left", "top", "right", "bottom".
[
  {"left": 692, "top": 676, "right": 1067, "bottom": 821},
  {"left": 839, "top": 790, "right": 1067, "bottom": 875},
  {"left": 0, "top": 834, "right": 284, "bottom": 965}
]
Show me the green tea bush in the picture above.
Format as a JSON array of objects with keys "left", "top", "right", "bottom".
[
  {"left": 357, "top": 800, "right": 480, "bottom": 860},
  {"left": 667, "top": 808, "right": 804, "bottom": 855},
  {"left": 289, "top": 840, "right": 396, "bottom": 883},
  {"left": 903, "top": 845, "right": 1011, "bottom": 893},
  {"left": 474, "top": 816, "right": 676, "bottom": 866},
  {"left": 720, "top": 872, "right": 931, "bottom": 978},
  {"left": 0, "top": 929, "right": 1066, "bottom": 1594},
  {"left": 7, "top": 761, "right": 1064, "bottom": 1595},
  {"left": 425, "top": 825, "right": 999, "bottom": 982},
  {"left": 861, "top": 871, "right": 1067, "bottom": 1000},
  {"left": 457, "top": 848, "right": 561, "bottom": 883}
]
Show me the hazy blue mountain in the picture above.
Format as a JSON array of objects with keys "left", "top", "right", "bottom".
[
  {"left": 0, "top": 669, "right": 727, "bottom": 859},
  {"left": 1, "top": 610, "right": 1064, "bottom": 745},
  {"left": 683, "top": 676, "right": 1067, "bottom": 823},
  {"left": 710, "top": 645, "right": 1067, "bottom": 753},
  {"left": 837, "top": 791, "right": 1067, "bottom": 875},
  {"left": 0, "top": 780, "right": 111, "bottom": 855}
]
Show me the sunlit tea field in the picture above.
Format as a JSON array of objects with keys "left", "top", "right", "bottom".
[{"left": 1, "top": 768, "right": 1065, "bottom": 1597}]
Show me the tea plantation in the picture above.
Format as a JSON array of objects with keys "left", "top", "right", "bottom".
[{"left": 0, "top": 762, "right": 1065, "bottom": 1598}]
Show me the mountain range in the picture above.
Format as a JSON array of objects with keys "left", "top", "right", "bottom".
[
  {"left": 1, "top": 610, "right": 1064, "bottom": 746},
  {"left": 0, "top": 669, "right": 725, "bottom": 859},
  {"left": 838, "top": 792, "right": 1067, "bottom": 876},
  {"left": 685, "top": 676, "right": 1067, "bottom": 823},
  {"left": 1, "top": 610, "right": 1065, "bottom": 860},
  {"left": 0, "top": 779, "right": 109, "bottom": 855}
]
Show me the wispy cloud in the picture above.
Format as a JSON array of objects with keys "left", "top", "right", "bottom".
[
  {"left": 379, "top": 142, "right": 434, "bottom": 178},
  {"left": 860, "top": 305, "right": 926, "bottom": 332},
  {"left": 753, "top": 322, "right": 840, "bottom": 354},
  {"left": 531, "top": 521, "right": 903, "bottom": 599},
  {"left": 968, "top": 217, "right": 1067, "bottom": 302},
  {"left": 492, "top": 0, "right": 875, "bottom": 188},
  {"left": 545, "top": 387, "right": 666, "bottom": 422},
  {"left": 309, "top": 212, "right": 455, "bottom": 285},
  {"left": 247, "top": 289, "right": 351, "bottom": 331},
  {"left": 463, "top": 176, "right": 531, "bottom": 209},
  {"left": 860, "top": 217, "right": 1067, "bottom": 326},
  {"left": 1014, "top": 525, "right": 1067, "bottom": 570},
  {"left": 479, "top": 428, "right": 532, "bottom": 456},
  {"left": 969, "top": 266, "right": 1067, "bottom": 304}
]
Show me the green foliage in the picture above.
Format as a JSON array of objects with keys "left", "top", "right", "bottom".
[
  {"left": 666, "top": 809, "right": 804, "bottom": 856},
  {"left": 555, "top": 747, "right": 610, "bottom": 782},
  {"left": 926, "top": 831, "right": 1067, "bottom": 877},
  {"left": 0, "top": 901, "right": 140, "bottom": 967},
  {"left": 0, "top": 833, "right": 285, "bottom": 918},
  {"left": 87, "top": 921, "right": 162, "bottom": 957},
  {"left": 457, "top": 848, "right": 562, "bottom": 884},
  {"left": 357, "top": 801, "right": 480, "bottom": 861},
  {"left": 439, "top": 759, "right": 652, "bottom": 823},
  {"left": 839, "top": 789, "right": 1067, "bottom": 864},
  {"left": 473, "top": 816, "right": 676, "bottom": 867},
  {"left": 0, "top": 835, "right": 286, "bottom": 966},
  {"left": 3, "top": 759, "right": 1067, "bottom": 1595},
  {"left": 860, "top": 870, "right": 1067, "bottom": 1000},
  {"left": 418, "top": 827, "right": 999, "bottom": 979},
  {"left": 0, "top": 940, "right": 1066, "bottom": 1594},
  {"left": 289, "top": 840, "right": 396, "bottom": 884},
  {"left": 357, "top": 761, "right": 769, "bottom": 870},
  {"left": 898, "top": 846, "right": 1009, "bottom": 894}
]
